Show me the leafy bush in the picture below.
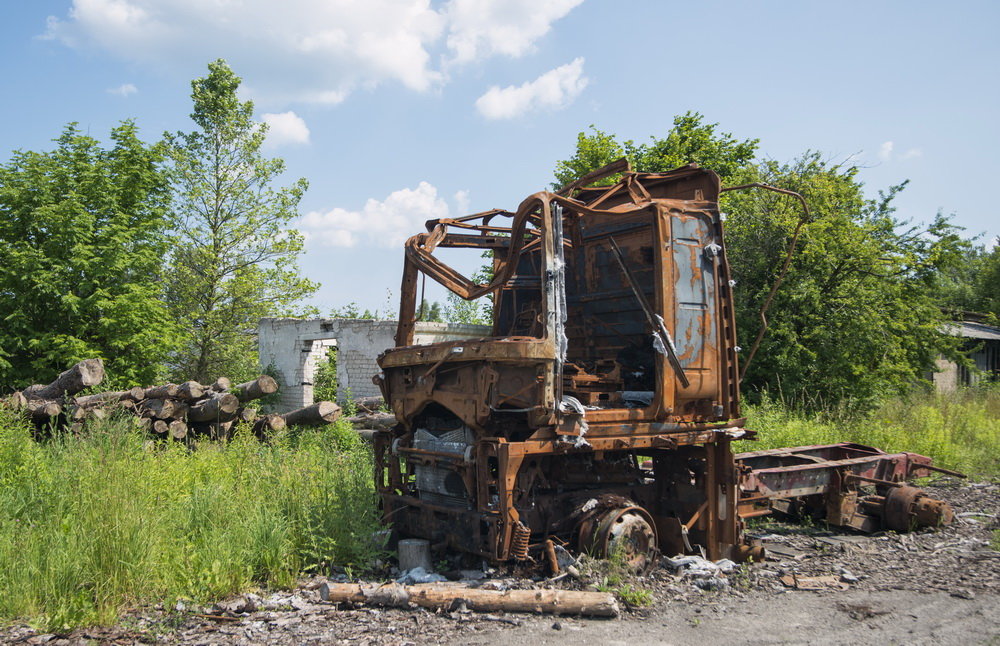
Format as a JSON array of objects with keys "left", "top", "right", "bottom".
[{"left": 0, "top": 411, "right": 381, "bottom": 630}]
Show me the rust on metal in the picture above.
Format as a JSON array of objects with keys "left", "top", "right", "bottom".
[
  {"left": 736, "top": 443, "right": 957, "bottom": 532},
  {"left": 373, "top": 162, "right": 957, "bottom": 567}
]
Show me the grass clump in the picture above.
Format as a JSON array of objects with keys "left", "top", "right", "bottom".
[
  {"left": 0, "top": 409, "right": 381, "bottom": 631},
  {"left": 736, "top": 385, "right": 1000, "bottom": 478}
]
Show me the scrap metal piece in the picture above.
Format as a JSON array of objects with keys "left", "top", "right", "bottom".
[{"left": 736, "top": 443, "right": 959, "bottom": 533}]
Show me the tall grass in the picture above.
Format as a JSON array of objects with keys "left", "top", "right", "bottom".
[
  {"left": 736, "top": 384, "right": 1000, "bottom": 478},
  {"left": 0, "top": 411, "right": 381, "bottom": 631}
]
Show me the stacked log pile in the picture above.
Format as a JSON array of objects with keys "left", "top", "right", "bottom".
[{"left": 1, "top": 359, "right": 342, "bottom": 440}]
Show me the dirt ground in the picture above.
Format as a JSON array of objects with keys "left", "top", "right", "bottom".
[{"left": 4, "top": 481, "right": 997, "bottom": 646}]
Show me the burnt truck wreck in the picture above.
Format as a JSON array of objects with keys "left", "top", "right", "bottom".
[{"left": 373, "top": 163, "right": 956, "bottom": 568}]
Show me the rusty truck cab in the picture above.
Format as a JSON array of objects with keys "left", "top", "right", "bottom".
[{"left": 374, "top": 164, "right": 757, "bottom": 565}]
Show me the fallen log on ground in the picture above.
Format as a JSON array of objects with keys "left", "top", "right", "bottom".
[
  {"left": 319, "top": 582, "right": 620, "bottom": 617},
  {"left": 281, "top": 401, "right": 341, "bottom": 426},
  {"left": 23, "top": 359, "right": 105, "bottom": 400}
]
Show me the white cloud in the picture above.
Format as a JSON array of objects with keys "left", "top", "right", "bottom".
[
  {"left": 444, "top": 0, "right": 583, "bottom": 64},
  {"left": 43, "top": 0, "right": 584, "bottom": 107},
  {"left": 475, "top": 58, "right": 588, "bottom": 120},
  {"left": 900, "top": 147, "right": 923, "bottom": 160},
  {"left": 107, "top": 82, "right": 137, "bottom": 97},
  {"left": 300, "top": 181, "right": 449, "bottom": 248},
  {"left": 878, "top": 141, "right": 894, "bottom": 162},
  {"left": 262, "top": 111, "right": 310, "bottom": 146},
  {"left": 453, "top": 189, "right": 471, "bottom": 215}
]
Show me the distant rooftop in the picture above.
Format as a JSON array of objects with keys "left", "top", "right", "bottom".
[{"left": 946, "top": 320, "right": 1000, "bottom": 341}]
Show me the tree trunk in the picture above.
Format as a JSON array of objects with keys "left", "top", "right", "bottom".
[
  {"left": 232, "top": 375, "right": 278, "bottom": 402},
  {"left": 23, "top": 359, "right": 105, "bottom": 400},
  {"left": 187, "top": 393, "right": 240, "bottom": 422},
  {"left": 319, "top": 582, "right": 620, "bottom": 617},
  {"left": 281, "top": 401, "right": 341, "bottom": 426}
]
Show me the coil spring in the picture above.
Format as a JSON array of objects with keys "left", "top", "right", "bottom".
[{"left": 511, "top": 521, "right": 531, "bottom": 560}]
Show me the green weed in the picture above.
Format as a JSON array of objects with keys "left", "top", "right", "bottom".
[
  {"left": 736, "top": 384, "right": 1000, "bottom": 478},
  {"left": 0, "top": 410, "right": 381, "bottom": 631}
]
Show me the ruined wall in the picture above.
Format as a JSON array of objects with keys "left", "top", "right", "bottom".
[{"left": 258, "top": 318, "right": 490, "bottom": 411}]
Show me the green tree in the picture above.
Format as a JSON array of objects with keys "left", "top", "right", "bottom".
[
  {"left": 723, "top": 154, "right": 964, "bottom": 405},
  {"left": 553, "top": 112, "right": 758, "bottom": 188},
  {"left": 973, "top": 240, "right": 1000, "bottom": 319},
  {"left": 165, "top": 60, "right": 318, "bottom": 383},
  {"left": 417, "top": 299, "right": 444, "bottom": 322},
  {"left": 0, "top": 122, "right": 179, "bottom": 387}
]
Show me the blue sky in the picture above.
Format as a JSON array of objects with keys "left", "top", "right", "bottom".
[{"left": 2, "top": 1, "right": 997, "bottom": 314}]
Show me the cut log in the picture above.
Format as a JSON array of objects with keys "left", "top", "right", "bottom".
[
  {"left": 232, "top": 376, "right": 278, "bottom": 402},
  {"left": 319, "top": 582, "right": 620, "bottom": 617},
  {"left": 281, "top": 401, "right": 341, "bottom": 427},
  {"left": 23, "top": 359, "right": 105, "bottom": 400},
  {"left": 144, "top": 384, "right": 179, "bottom": 399},
  {"left": 210, "top": 377, "right": 232, "bottom": 392},
  {"left": 187, "top": 393, "right": 240, "bottom": 422},
  {"left": 168, "top": 420, "right": 188, "bottom": 439},
  {"left": 74, "top": 388, "right": 145, "bottom": 407},
  {"left": 347, "top": 412, "right": 397, "bottom": 431},
  {"left": 26, "top": 399, "right": 62, "bottom": 419},
  {"left": 3, "top": 391, "right": 27, "bottom": 410},
  {"left": 175, "top": 381, "right": 207, "bottom": 401},
  {"left": 251, "top": 414, "right": 287, "bottom": 436},
  {"left": 140, "top": 398, "right": 185, "bottom": 420},
  {"left": 235, "top": 407, "right": 257, "bottom": 423},
  {"left": 152, "top": 420, "right": 169, "bottom": 435},
  {"left": 354, "top": 396, "right": 385, "bottom": 414}
]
